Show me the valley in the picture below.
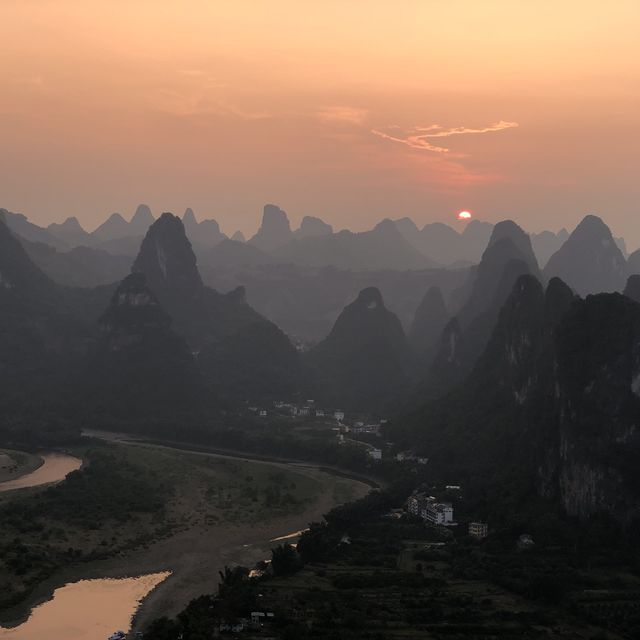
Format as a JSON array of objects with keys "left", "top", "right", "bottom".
[{"left": 0, "top": 438, "right": 370, "bottom": 635}]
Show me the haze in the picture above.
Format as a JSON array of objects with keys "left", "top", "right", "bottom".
[{"left": 1, "top": 1, "right": 639, "bottom": 240}]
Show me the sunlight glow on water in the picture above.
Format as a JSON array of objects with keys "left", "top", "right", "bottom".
[
  {"left": 0, "top": 453, "right": 82, "bottom": 492},
  {"left": 0, "top": 573, "right": 170, "bottom": 640}
]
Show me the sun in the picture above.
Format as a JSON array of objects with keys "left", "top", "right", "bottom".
[{"left": 457, "top": 210, "right": 472, "bottom": 221}]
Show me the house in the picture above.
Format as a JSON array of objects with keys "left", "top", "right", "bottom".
[
  {"left": 468, "top": 521, "right": 488, "bottom": 539},
  {"left": 315, "top": 409, "right": 325, "bottom": 417},
  {"left": 298, "top": 406, "right": 310, "bottom": 417},
  {"left": 334, "top": 410, "right": 345, "bottom": 421},
  {"left": 422, "top": 500, "right": 454, "bottom": 525},
  {"left": 352, "top": 423, "right": 380, "bottom": 435},
  {"left": 407, "top": 492, "right": 431, "bottom": 517},
  {"left": 259, "top": 409, "right": 267, "bottom": 417},
  {"left": 251, "top": 611, "right": 275, "bottom": 629},
  {"left": 368, "top": 448, "right": 382, "bottom": 461}
]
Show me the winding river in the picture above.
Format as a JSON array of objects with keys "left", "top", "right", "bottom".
[
  {"left": 0, "top": 452, "right": 82, "bottom": 493},
  {"left": 0, "top": 438, "right": 370, "bottom": 637},
  {"left": 0, "top": 573, "right": 170, "bottom": 640}
]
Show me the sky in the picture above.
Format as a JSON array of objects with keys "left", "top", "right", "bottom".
[{"left": 1, "top": 1, "right": 640, "bottom": 244}]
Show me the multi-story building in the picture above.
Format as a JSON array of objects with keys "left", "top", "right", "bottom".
[
  {"left": 422, "top": 501, "right": 454, "bottom": 525},
  {"left": 468, "top": 522, "right": 488, "bottom": 539}
]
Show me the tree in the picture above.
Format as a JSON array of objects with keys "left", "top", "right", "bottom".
[{"left": 271, "top": 543, "right": 302, "bottom": 576}]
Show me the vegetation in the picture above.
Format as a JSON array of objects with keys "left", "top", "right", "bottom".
[
  {"left": 0, "top": 441, "right": 326, "bottom": 616},
  {"left": 144, "top": 486, "right": 640, "bottom": 639}
]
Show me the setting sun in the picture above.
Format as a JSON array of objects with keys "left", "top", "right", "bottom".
[{"left": 457, "top": 211, "right": 472, "bottom": 221}]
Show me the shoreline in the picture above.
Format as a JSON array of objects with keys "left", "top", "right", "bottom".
[
  {"left": 0, "top": 449, "right": 43, "bottom": 485},
  {"left": 0, "top": 438, "right": 372, "bottom": 632}
]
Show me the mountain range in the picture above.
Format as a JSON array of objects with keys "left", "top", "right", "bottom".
[
  {"left": 7, "top": 203, "right": 634, "bottom": 278},
  {"left": 3, "top": 200, "right": 640, "bottom": 523},
  {"left": 396, "top": 270, "right": 640, "bottom": 523}
]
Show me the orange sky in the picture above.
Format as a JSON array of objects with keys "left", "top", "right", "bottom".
[{"left": 1, "top": 1, "right": 639, "bottom": 244}]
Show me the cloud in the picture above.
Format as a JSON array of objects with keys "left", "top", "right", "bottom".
[
  {"left": 316, "top": 106, "right": 369, "bottom": 126},
  {"left": 156, "top": 88, "right": 270, "bottom": 120},
  {"left": 371, "top": 120, "right": 518, "bottom": 153}
]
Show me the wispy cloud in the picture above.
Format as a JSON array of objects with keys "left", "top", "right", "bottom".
[
  {"left": 371, "top": 120, "right": 518, "bottom": 153},
  {"left": 316, "top": 106, "right": 369, "bottom": 126}
]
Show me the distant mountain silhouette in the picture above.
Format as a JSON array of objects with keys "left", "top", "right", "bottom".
[
  {"left": 308, "top": 287, "right": 410, "bottom": 410},
  {"left": 530, "top": 228, "right": 569, "bottom": 268},
  {"left": 393, "top": 218, "right": 493, "bottom": 265},
  {"left": 275, "top": 219, "right": 435, "bottom": 270},
  {"left": 47, "top": 216, "right": 91, "bottom": 247},
  {"left": 458, "top": 220, "right": 540, "bottom": 329},
  {"left": 544, "top": 215, "right": 627, "bottom": 295},
  {"left": 231, "top": 231, "right": 246, "bottom": 242},
  {"left": 249, "top": 204, "right": 293, "bottom": 252},
  {"left": 182, "top": 208, "right": 227, "bottom": 248},
  {"left": 91, "top": 212, "right": 132, "bottom": 243},
  {"left": 1, "top": 208, "right": 68, "bottom": 250},
  {"left": 129, "top": 204, "right": 155, "bottom": 236},
  {"left": 295, "top": 216, "right": 333, "bottom": 238}
]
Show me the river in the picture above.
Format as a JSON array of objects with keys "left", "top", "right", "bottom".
[
  {"left": 0, "top": 452, "right": 82, "bottom": 493},
  {"left": 0, "top": 573, "right": 170, "bottom": 640},
  {"left": 0, "top": 437, "right": 370, "bottom": 637}
]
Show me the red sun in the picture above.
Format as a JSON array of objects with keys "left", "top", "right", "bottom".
[{"left": 457, "top": 210, "right": 472, "bottom": 221}]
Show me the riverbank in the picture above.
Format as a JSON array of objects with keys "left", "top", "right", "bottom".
[
  {"left": 0, "top": 449, "right": 42, "bottom": 484},
  {"left": 0, "top": 439, "right": 371, "bottom": 634},
  {"left": 0, "top": 452, "right": 81, "bottom": 493}
]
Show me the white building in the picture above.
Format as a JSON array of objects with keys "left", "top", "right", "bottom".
[
  {"left": 334, "top": 410, "right": 345, "bottom": 421},
  {"left": 352, "top": 423, "right": 380, "bottom": 435},
  {"left": 422, "top": 500, "right": 454, "bottom": 525},
  {"left": 259, "top": 409, "right": 267, "bottom": 417},
  {"left": 368, "top": 448, "right": 382, "bottom": 461}
]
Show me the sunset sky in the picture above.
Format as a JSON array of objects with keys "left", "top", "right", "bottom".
[{"left": 2, "top": 1, "right": 639, "bottom": 243}]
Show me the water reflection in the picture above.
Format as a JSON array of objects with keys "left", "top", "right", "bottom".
[
  {"left": 0, "top": 572, "right": 170, "bottom": 640},
  {"left": 0, "top": 453, "right": 82, "bottom": 492}
]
